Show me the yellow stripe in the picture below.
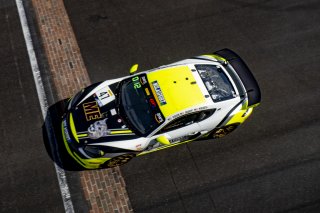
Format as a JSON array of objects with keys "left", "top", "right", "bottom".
[
  {"left": 69, "top": 113, "right": 79, "bottom": 143},
  {"left": 145, "top": 88, "right": 150, "bottom": 96},
  {"left": 77, "top": 133, "right": 88, "bottom": 138},
  {"left": 202, "top": 54, "right": 227, "bottom": 62},
  {"left": 110, "top": 130, "right": 133, "bottom": 135}
]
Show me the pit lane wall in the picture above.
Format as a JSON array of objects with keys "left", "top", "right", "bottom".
[{"left": 28, "top": 0, "right": 133, "bottom": 212}]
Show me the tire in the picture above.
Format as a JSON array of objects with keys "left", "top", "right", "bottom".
[
  {"left": 101, "top": 153, "right": 136, "bottom": 168},
  {"left": 210, "top": 124, "right": 239, "bottom": 139}
]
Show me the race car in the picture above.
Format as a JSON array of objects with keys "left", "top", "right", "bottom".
[{"left": 61, "top": 49, "right": 261, "bottom": 169}]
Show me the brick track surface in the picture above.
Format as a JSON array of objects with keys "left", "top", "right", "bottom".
[{"left": 29, "top": 0, "right": 133, "bottom": 212}]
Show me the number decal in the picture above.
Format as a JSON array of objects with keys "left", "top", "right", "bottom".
[
  {"left": 98, "top": 91, "right": 110, "bottom": 100},
  {"left": 134, "top": 83, "right": 141, "bottom": 89},
  {"left": 94, "top": 87, "right": 115, "bottom": 107},
  {"left": 132, "top": 76, "right": 139, "bottom": 81},
  {"left": 132, "top": 76, "right": 141, "bottom": 89}
]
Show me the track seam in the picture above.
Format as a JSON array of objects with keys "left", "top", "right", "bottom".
[
  {"left": 21, "top": 0, "right": 133, "bottom": 212},
  {"left": 15, "top": 0, "right": 74, "bottom": 212}
]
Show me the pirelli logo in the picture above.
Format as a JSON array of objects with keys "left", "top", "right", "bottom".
[{"left": 83, "top": 101, "right": 102, "bottom": 121}]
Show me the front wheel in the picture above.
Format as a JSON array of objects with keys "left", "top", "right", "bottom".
[
  {"left": 101, "top": 153, "right": 136, "bottom": 168},
  {"left": 210, "top": 124, "right": 239, "bottom": 139}
]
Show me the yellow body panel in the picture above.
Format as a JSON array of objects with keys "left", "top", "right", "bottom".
[
  {"left": 110, "top": 130, "right": 133, "bottom": 135},
  {"left": 78, "top": 133, "right": 88, "bottom": 138},
  {"left": 147, "top": 66, "right": 206, "bottom": 117},
  {"left": 226, "top": 107, "right": 253, "bottom": 125},
  {"left": 69, "top": 113, "right": 79, "bottom": 143}
]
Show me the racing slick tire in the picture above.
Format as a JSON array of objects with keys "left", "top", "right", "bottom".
[
  {"left": 101, "top": 153, "right": 136, "bottom": 168},
  {"left": 210, "top": 124, "right": 239, "bottom": 139}
]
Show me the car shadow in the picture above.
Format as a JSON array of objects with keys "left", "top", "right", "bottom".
[{"left": 42, "top": 99, "right": 85, "bottom": 171}]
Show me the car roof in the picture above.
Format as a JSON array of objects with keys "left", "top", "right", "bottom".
[{"left": 147, "top": 65, "right": 207, "bottom": 118}]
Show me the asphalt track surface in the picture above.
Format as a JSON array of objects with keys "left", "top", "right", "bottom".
[
  {"left": 0, "top": 1, "right": 65, "bottom": 212},
  {"left": 64, "top": 0, "right": 320, "bottom": 212}
]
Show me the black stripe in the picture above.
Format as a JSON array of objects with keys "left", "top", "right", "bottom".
[
  {"left": 213, "top": 49, "right": 261, "bottom": 106},
  {"left": 98, "top": 145, "right": 138, "bottom": 153},
  {"left": 86, "top": 134, "right": 139, "bottom": 144},
  {"left": 216, "top": 99, "right": 244, "bottom": 128}
]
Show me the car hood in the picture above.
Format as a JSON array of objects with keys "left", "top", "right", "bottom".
[{"left": 69, "top": 81, "right": 138, "bottom": 145}]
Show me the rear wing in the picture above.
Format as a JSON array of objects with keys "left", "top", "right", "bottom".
[{"left": 214, "top": 48, "right": 261, "bottom": 107}]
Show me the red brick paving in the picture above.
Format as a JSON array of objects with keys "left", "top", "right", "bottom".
[{"left": 30, "top": 0, "right": 133, "bottom": 212}]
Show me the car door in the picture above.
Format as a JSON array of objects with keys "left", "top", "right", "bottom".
[
  {"left": 144, "top": 112, "right": 204, "bottom": 151},
  {"left": 160, "top": 113, "right": 202, "bottom": 142}
]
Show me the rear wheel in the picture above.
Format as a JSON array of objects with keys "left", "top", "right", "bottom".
[
  {"left": 211, "top": 124, "right": 239, "bottom": 139},
  {"left": 101, "top": 154, "right": 136, "bottom": 168}
]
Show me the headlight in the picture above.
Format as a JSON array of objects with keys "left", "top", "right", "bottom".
[{"left": 84, "top": 145, "right": 105, "bottom": 158}]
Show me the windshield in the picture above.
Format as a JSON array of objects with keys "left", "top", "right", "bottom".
[
  {"left": 196, "top": 64, "right": 236, "bottom": 102},
  {"left": 119, "top": 74, "right": 165, "bottom": 136}
]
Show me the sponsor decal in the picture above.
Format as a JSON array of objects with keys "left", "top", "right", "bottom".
[
  {"left": 83, "top": 101, "right": 102, "bottom": 121},
  {"left": 170, "top": 106, "right": 209, "bottom": 119},
  {"left": 152, "top": 81, "right": 167, "bottom": 105},
  {"left": 155, "top": 112, "right": 164, "bottom": 123},
  {"left": 88, "top": 118, "right": 109, "bottom": 139},
  {"left": 140, "top": 76, "right": 147, "bottom": 85},
  {"left": 86, "top": 118, "right": 133, "bottom": 139},
  {"left": 63, "top": 119, "right": 71, "bottom": 142},
  {"left": 198, "top": 106, "right": 208, "bottom": 111},
  {"left": 185, "top": 109, "right": 193, "bottom": 114},
  {"left": 94, "top": 86, "right": 115, "bottom": 107},
  {"left": 136, "top": 144, "right": 143, "bottom": 151},
  {"left": 110, "top": 108, "right": 117, "bottom": 116},
  {"left": 172, "top": 112, "right": 185, "bottom": 119}
]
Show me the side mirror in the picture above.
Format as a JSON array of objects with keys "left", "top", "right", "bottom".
[
  {"left": 156, "top": 135, "right": 171, "bottom": 145},
  {"left": 130, "top": 64, "right": 139, "bottom": 75}
]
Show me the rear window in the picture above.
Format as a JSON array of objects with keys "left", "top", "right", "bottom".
[{"left": 195, "top": 64, "right": 236, "bottom": 102}]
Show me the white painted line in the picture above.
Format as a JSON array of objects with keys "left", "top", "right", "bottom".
[{"left": 15, "top": 1, "right": 74, "bottom": 212}]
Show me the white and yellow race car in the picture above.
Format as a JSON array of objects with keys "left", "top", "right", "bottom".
[{"left": 61, "top": 49, "right": 261, "bottom": 169}]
